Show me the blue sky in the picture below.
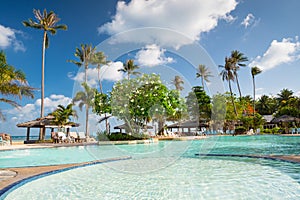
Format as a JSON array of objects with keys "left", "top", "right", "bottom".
[{"left": 1, "top": 0, "right": 300, "bottom": 136}]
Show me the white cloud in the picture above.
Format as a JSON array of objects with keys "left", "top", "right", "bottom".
[
  {"left": 249, "top": 37, "right": 300, "bottom": 71},
  {"left": 0, "top": 24, "right": 25, "bottom": 51},
  {"left": 98, "top": 0, "right": 237, "bottom": 47},
  {"left": 69, "top": 62, "right": 124, "bottom": 87},
  {"left": 241, "top": 13, "right": 255, "bottom": 28},
  {"left": 136, "top": 44, "right": 173, "bottom": 67}
]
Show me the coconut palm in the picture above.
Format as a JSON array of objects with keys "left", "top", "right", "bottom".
[
  {"left": 0, "top": 51, "right": 35, "bottom": 121},
  {"left": 90, "top": 51, "right": 107, "bottom": 92},
  {"left": 51, "top": 103, "right": 77, "bottom": 128},
  {"left": 172, "top": 75, "right": 184, "bottom": 91},
  {"left": 251, "top": 66, "right": 262, "bottom": 116},
  {"left": 23, "top": 9, "right": 67, "bottom": 140},
  {"left": 277, "top": 88, "right": 294, "bottom": 106},
  {"left": 118, "top": 59, "right": 140, "bottom": 80},
  {"left": 73, "top": 83, "right": 96, "bottom": 137},
  {"left": 219, "top": 57, "right": 237, "bottom": 116},
  {"left": 230, "top": 50, "right": 248, "bottom": 100},
  {"left": 196, "top": 64, "right": 213, "bottom": 89},
  {"left": 68, "top": 44, "right": 96, "bottom": 83}
]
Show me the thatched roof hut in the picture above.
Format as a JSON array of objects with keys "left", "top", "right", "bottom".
[{"left": 16, "top": 115, "right": 79, "bottom": 142}]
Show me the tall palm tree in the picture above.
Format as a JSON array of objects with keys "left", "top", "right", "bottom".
[
  {"left": 90, "top": 51, "right": 107, "bottom": 92},
  {"left": 196, "top": 64, "right": 213, "bottom": 89},
  {"left": 0, "top": 51, "right": 35, "bottom": 121},
  {"left": 23, "top": 9, "right": 67, "bottom": 140},
  {"left": 90, "top": 52, "right": 111, "bottom": 133},
  {"left": 118, "top": 59, "right": 140, "bottom": 80},
  {"left": 73, "top": 83, "right": 96, "bottom": 137},
  {"left": 68, "top": 44, "right": 96, "bottom": 84},
  {"left": 251, "top": 66, "right": 262, "bottom": 116},
  {"left": 219, "top": 57, "right": 237, "bottom": 116},
  {"left": 230, "top": 50, "right": 248, "bottom": 100},
  {"left": 172, "top": 75, "right": 184, "bottom": 91}
]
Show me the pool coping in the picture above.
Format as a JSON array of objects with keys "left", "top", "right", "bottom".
[{"left": 0, "top": 156, "right": 132, "bottom": 198}]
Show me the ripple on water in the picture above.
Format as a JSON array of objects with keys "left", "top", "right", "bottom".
[{"left": 4, "top": 158, "right": 300, "bottom": 200}]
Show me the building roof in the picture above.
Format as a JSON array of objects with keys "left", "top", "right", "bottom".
[
  {"left": 16, "top": 115, "right": 79, "bottom": 128},
  {"left": 167, "top": 120, "right": 208, "bottom": 129}
]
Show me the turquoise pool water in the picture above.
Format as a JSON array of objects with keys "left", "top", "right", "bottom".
[{"left": 1, "top": 135, "right": 300, "bottom": 199}]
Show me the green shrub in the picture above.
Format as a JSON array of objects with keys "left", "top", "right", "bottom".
[{"left": 235, "top": 126, "right": 247, "bottom": 135}]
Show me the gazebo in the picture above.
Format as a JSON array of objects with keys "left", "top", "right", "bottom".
[
  {"left": 16, "top": 115, "right": 79, "bottom": 143},
  {"left": 114, "top": 123, "right": 153, "bottom": 134},
  {"left": 167, "top": 120, "right": 208, "bottom": 134}
]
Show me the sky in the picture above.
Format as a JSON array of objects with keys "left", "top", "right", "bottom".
[{"left": 1, "top": 0, "right": 300, "bottom": 136}]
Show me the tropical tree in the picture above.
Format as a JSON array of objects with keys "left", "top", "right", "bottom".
[
  {"left": 219, "top": 57, "right": 237, "bottom": 116},
  {"left": 230, "top": 50, "right": 248, "bottom": 99},
  {"left": 256, "top": 95, "right": 277, "bottom": 115},
  {"left": 51, "top": 103, "right": 77, "bottom": 128},
  {"left": 186, "top": 86, "right": 211, "bottom": 121},
  {"left": 251, "top": 66, "right": 262, "bottom": 116},
  {"left": 118, "top": 59, "right": 140, "bottom": 80},
  {"left": 73, "top": 83, "right": 96, "bottom": 137},
  {"left": 0, "top": 51, "right": 35, "bottom": 121},
  {"left": 90, "top": 51, "right": 107, "bottom": 92},
  {"left": 23, "top": 9, "right": 67, "bottom": 140},
  {"left": 196, "top": 64, "right": 212, "bottom": 89},
  {"left": 172, "top": 75, "right": 184, "bottom": 91},
  {"left": 93, "top": 91, "right": 111, "bottom": 134},
  {"left": 111, "top": 74, "right": 186, "bottom": 135},
  {"left": 68, "top": 44, "right": 96, "bottom": 83},
  {"left": 277, "top": 88, "right": 294, "bottom": 107}
]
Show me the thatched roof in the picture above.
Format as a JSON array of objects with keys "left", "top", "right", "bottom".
[
  {"left": 114, "top": 123, "right": 153, "bottom": 130},
  {"left": 167, "top": 120, "right": 207, "bottom": 129},
  {"left": 16, "top": 115, "right": 79, "bottom": 128},
  {"left": 271, "top": 115, "right": 300, "bottom": 123}
]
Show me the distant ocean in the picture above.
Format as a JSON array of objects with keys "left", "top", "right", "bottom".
[{"left": 11, "top": 135, "right": 51, "bottom": 141}]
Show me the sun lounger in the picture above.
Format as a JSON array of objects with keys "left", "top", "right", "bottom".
[
  {"left": 57, "top": 132, "right": 67, "bottom": 143},
  {"left": 77, "top": 132, "right": 87, "bottom": 142},
  {"left": 69, "top": 132, "right": 79, "bottom": 142}
]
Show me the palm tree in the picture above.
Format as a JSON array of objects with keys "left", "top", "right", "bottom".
[
  {"left": 230, "top": 50, "right": 248, "bottom": 100},
  {"left": 51, "top": 104, "right": 77, "bottom": 128},
  {"left": 90, "top": 52, "right": 111, "bottom": 133},
  {"left": 219, "top": 57, "right": 237, "bottom": 116},
  {"left": 251, "top": 66, "right": 262, "bottom": 116},
  {"left": 73, "top": 83, "right": 96, "bottom": 137},
  {"left": 172, "top": 75, "right": 184, "bottom": 91},
  {"left": 277, "top": 88, "right": 294, "bottom": 106},
  {"left": 118, "top": 59, "right": 140, "bottom": 80},
  {"left": 0, "top": 51, "right": 35, "bottom": 120},
  {"left": 196, "top": 64, "right": 213, "bottom": 89},
  {"left": 23, "top": 9, "right": 67, "bottom": 140},
  {"left": 68, "top": 44, "right": 96, "bottom": 83},
  {"left": 90, "top": 51, "right": 107, "bottom": 92}
]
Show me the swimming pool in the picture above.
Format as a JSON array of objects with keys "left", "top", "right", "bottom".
[{"left": 1, "top": 135, "right": 300, "bottom": 199}]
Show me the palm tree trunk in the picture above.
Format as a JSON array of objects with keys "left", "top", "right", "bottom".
[
  {"left": 202, "top": 78, "right": 205, "bottom": 90},
  {"left": 39, "top": 31, "right": 46, "bottom": 141},
  {"left": 229, "top": 80, "right": 238, "bottom": 116},
  {"left": 235, "top": 74, "right": 242, "bottom": 100},
  {"left": 85, "top": 104, "right": 89, "bottom": 137},
  {"left": 97, "top": 65, "right": 103, "bottom": 93},
  {"left": 97, "top": 65, "right": 110, "bottom": 134},
  {"left": 252, "top": 75, "right": 255, "bottom": 116}
]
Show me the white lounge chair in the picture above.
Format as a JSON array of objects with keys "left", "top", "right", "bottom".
[
  {"left": 77, "top": 132, "right": 87, "bottom": 142},
  {"left": 57, "top": 132, "right": 67, "bottom": 143},
  {"left": 69, "top": 132, "right": 78, "bottom": 142}
]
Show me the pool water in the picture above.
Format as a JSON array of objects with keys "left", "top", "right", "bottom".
[{"left": 1, "top": 135, "right": 300, "bottom": 199}]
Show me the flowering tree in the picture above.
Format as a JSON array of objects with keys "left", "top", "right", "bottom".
[{"left": 111, "top": 74, "right": 186, "bottom": 135}]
